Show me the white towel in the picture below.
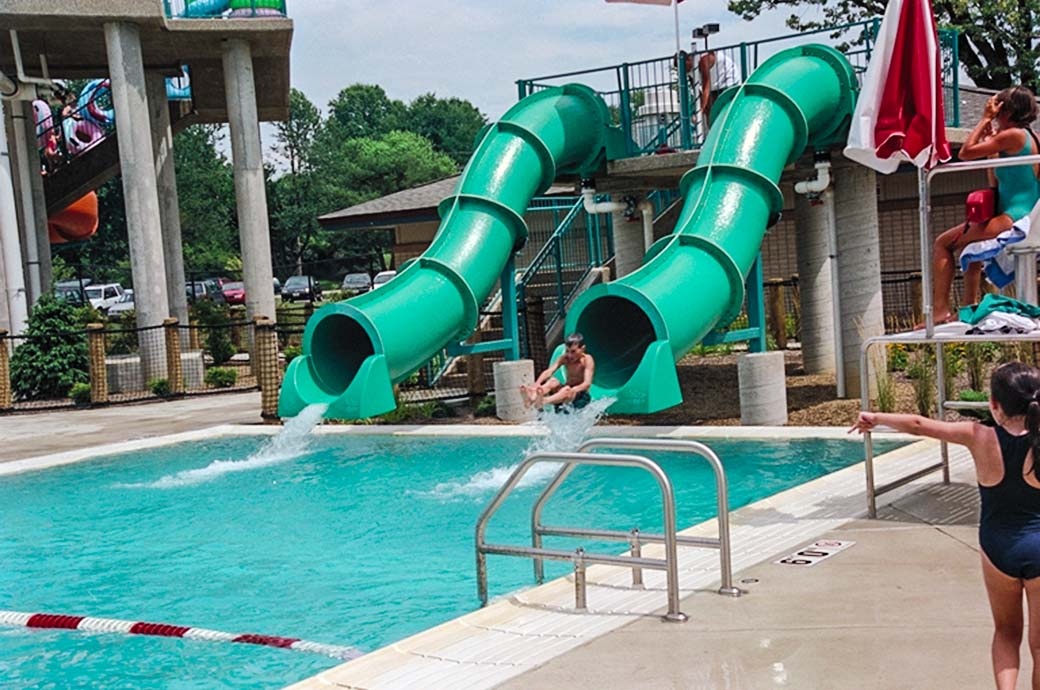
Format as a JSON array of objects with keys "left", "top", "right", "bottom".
[{"left": 959, "top": 215, "right": 1032, "bottom": 288}]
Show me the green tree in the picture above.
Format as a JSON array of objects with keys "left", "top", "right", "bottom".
[
  {"left": 10, "top": 295, "right": 90, "bottom": 400},
  {"left": 405, "top": 93, "right": 487, "bottom": 165},
  {"left": 173, "top": 125, "right": 239, "bottom": 275},
  {"left": 727, "top": 0, "right": 1040, "bottom": 90},
  {"left": 328, "top": 84, "right": 407, "bottom": 139}
]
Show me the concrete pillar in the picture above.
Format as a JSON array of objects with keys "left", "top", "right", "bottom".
[
  {"left": 834, "top": 163, "right": 884, "bottom": 399},
  {"left": 105, "top": 21, "right": 169, "bottom": 380},
  {"left": 612, "top": 208, "right": 645, "bottom": 279},
  {"left": 223, "top": 38, "right": 276, "bottom": 323},
  {"left": 493, "top": 360, "right": 537, "bottom": 422},
  {"left": 145, "top": 71, "right": 189, "bottom": 328},
  {"left": 738, "top": 351, "right": 787, "bottom": 425},
  {"left": 24, "top": 102, "right": 51, "bottom": 295},
  {"left": 5, "top": 101, "right": 42, "bottom": 302},
  {"left": 794, "top": 192, "right": 836, "bottom": 375},
  {"left": 0, "top": 101, "right": 28, "bottom": 335}
]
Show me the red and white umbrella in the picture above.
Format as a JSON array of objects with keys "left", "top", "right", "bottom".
[
  {"left": 844, "top": 0, "right": 951, "bottom": 173},
  {"left": 605, "top": 0, "right": 686, "bottom": 53}
]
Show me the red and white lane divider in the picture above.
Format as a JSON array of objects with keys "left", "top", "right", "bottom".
[{"left": 0, "top": 610, "right": 363, "bottom": 661}]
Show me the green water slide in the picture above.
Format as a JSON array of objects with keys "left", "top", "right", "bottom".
[
  {"left": 560, "top": 45, "right": 858, "bottom": 413},
  {"left": 279, "top": 84, "right": 621, "bottom": 419}
]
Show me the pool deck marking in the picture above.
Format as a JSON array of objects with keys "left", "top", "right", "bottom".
[
  {"left": 0, "top": 609, "right": 364, "bottom": 661},
  {"left": 284, "top": 437, "right": 961, "bottom": 690},
  {"left": 0, "top": 423, "right": 916, "bottom": 477}
]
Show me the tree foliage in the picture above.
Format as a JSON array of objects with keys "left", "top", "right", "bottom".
[
  {"left": 173, "top": 125, "right": 239, "bottom": 274},
  {"left": 727, "top": 0, "right": 1040, "bottom": 90},
  {"left": 10, "top": 295, "right": 90, "bottom": 400}
]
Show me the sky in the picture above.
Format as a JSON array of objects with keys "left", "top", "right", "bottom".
[{"left": 283, "top": 0, "right": 821, "bottom": 123}]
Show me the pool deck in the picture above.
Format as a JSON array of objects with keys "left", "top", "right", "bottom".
[
  {"left": 0, "top": 391, "right": 262, "bottom": 464},
  {"left": 288, "top": 437, "right": 1017, "bottom": 690}
]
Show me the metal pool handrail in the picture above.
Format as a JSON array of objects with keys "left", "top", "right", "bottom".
[
  {"left": 528, "top": 437, "right": 739, "bottom": 598},
  {"left": 475, "top": 450, "right": 688, "bottom": 621}
]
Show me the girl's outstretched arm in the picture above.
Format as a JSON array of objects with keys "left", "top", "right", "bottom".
[{"left": 849, "top": 411, "right": 977, "bottom": 446}]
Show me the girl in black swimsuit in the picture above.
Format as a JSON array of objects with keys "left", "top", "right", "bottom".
[{"left": 852, "top": 362, "right": 1040, "bottom": 690}]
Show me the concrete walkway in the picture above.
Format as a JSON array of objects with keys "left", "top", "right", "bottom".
[{"left": 0, "top": 392, "right": 262, "bottom": 463}]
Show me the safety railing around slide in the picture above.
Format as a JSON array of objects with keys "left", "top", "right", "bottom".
[
  {"left": 516, "top": 20, "right": 960, "bottom": 156},
  {"left": 164, "top": 0, "right": 287, "bottom": 18},
  {"left": 35, "top": 71, "right": 192, "bottom": 177}
]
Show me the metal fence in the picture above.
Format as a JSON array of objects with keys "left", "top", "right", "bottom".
[
  {"left": 0, "top": 318, "right": 262, "bottom": 413},
  {"left": 517, "top": 19, "right": 960, "bottom": 155}
]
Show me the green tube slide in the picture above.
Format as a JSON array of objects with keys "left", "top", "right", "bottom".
[
  {"left": 279, "top": 84, "right": 620, "bottom": 419},
  {"left": 562, "top": 45, "right": 858, "bottom": 414}
]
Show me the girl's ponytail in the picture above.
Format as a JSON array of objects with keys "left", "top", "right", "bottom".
[{"left": 1028, "top": 395, "right": 1040, "bottom": 479}]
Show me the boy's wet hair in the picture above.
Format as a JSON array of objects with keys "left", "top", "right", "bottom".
[{"left": 565, "top": 333, "right": 585, "bottom": 348}]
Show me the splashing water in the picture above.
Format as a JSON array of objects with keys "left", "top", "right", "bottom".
[
  {"left": 416, "top": 397, "right": 616, "bottom": 500},
  {"left": 121, "top": 404, "right": 328, "bottom": 489}
]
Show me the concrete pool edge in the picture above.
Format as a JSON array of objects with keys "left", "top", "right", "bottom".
[
  {"left": 0, "top": 423, "right": 918, "bottom": 477},
  {"left": 280, "top": 435, "right": 945, "bottom": 690}
]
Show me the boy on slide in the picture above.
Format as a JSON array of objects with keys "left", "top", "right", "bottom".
[{"left": 521, "top": 333, "right": 595, "bottom": 411}]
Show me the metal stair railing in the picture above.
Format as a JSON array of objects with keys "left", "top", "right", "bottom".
[{"left": 475, "top": 438, "right": 739, "bottom": 622}]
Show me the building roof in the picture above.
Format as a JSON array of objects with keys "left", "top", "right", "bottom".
[{"left": 319, "top": 176, "right": 578, "bottom": 230}]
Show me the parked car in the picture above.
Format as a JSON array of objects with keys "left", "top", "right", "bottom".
[
  {"left": 107, "top": 289, "right": 136, "bottom": 315},
  {"left": 340, "top": 272, "right": 373, "bottom": 295},
  {"left": 84, "top": 283, "right": 125, "bottom": 312},
  {"left": 281, "top": 275, "right": 322, "bottom": 302},
  {"left": 185, "top": 280, "right": 226, "bottom": 304},
  {"left": 222, "top": 281, "right": 246, "bottom": 305},
  {"left": 372, "top": 270, "right": 397, "bottom": 290}
]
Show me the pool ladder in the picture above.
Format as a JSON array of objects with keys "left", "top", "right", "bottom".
[{"left": 475, "top": 438, "right": 741, "bottom": 623}]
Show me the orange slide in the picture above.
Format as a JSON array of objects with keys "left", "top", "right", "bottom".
[{"left": 48, "top": 192, "right": 99, "bottom": 244}]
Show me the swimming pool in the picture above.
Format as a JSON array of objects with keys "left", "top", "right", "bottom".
[{"left": 0, "top": 430, "right": 905, "bottom": 689}]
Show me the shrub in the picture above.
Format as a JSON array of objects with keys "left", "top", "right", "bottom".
[
  {"left": 191, "top": 300, "right": 235, "bottom": 365},
  {"left": 965, "top": 342, "right": 999, "bottom": 390},
  {"left": 69, "top": 382, "right": 92, "bottom": 406},
  {"left": 10, "top": 295, "right": 89, "bottom": 400},
  {"left": 204, "top": 367, "right": 238, "bottom": 388},
  {"left": 474, "top": 395, "right": 497, "bottom": 418},
  {"left": 283, "top": 345, "right": 302, "bottom": 365},
  {"left": 106, "top": 309, "right": 138, "bottom": 355},
  {"left": 958, "top": 389, "right": 993, "bottom": 424},
  {"left": 149, "top": 378, "right": 172, "bottom": 398},
  {"left": 906, "top": 348, "right": 935, "bottom": 416},
  {"left": 887, "top": 344, "right": 909, "bottom": 372}
]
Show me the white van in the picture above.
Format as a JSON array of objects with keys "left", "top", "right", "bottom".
[{"left": 84, "top": 283, "right": 125, "bottom": 311}]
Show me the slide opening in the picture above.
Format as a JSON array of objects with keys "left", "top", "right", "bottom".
[
  {"left": 310, "top": 314, "right": 375, "bottom": 396},
  {"left": 574, "top": 295, "right": 655, "bottom": 389}
]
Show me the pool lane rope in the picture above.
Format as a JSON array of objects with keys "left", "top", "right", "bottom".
[{"left": 0, "top": 610, "right": 363, "bottom": 661}]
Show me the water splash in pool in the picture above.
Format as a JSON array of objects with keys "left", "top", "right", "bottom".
[
  {"left": 416, "top": 397, "right": 615, "bottom": 500},
  {"left": 121, "top": 403, "right": 328, "bottom": 489}
]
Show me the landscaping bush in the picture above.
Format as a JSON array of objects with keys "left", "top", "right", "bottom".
[
  {"left": 106, "top": 309, "right": 138, "bottom": 355},
  {"left": 204, "top": 367, "right": 238, "bottom": 388},
  {"left": 69, "top": 382, "right": 92, "bottom": 406},
  {"left": 958, "top": 389, "right": 993, "bottom": 424},
  {"left": 284, "top": 345, "right": 302, "bottom": 365},
  {"left": 10, "top": 295, "right": 89, "bottom": 400},
  {"left": 191, "top": 300, "right": 235, "bottom": 365},
  {"left": 906, "top": 348, "right": 935, "bottom": 416},
  {"left": 149, "top": 378, "right": 172, "bottom": 398},
  {"left": 474, "top": 395, "right": 496, "bottom": 418}
]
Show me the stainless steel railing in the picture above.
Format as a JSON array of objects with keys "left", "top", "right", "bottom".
[{"left": 474, "top": 439, "right": 739, "bottom": 623}]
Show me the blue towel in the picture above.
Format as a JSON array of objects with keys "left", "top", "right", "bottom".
[{"left": 959, "top": 215, "right": 1032, "bottom": 288}]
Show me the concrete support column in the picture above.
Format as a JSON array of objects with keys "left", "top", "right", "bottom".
[
  {"left": 145, "top": 71, "right": 189, "bottom": 328},
  {"left": 105, "top": 21, "right": 169, "bottom": 380},
  {"left": 24, "top": 102, "right": 51, "bottom": 295},
  {"left": 794, "top": 192, "right": 836, "bottom": 375},
  {"left": 493, "top": 360, "right": 537, "bottom": 422},
  {"left": 0, "top": 101, "right": 28, "bottom": 335},
  {"left": 834, "top": 163, "right": 884, "bottom": 399},
  {"left": 5, "top": 101, "right": 42, "bottom": 302},
  {"left": 223, "top": 38, "right": 276, "bottom": 323},
  {"left": 611, "top": 208, "right": 645, "bottom": 279},
  {"left": 738, "top": 351, "right": 788, "bottom": 425}
]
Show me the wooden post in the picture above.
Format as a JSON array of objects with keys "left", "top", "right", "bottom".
[
  {"left": 910, "top": 272, "right": 923, "bottom": 326},
  {"left": 525, "top": 295, "right": 549, "bottom": 374},
  {"left": 255, "top": 316, "right": 282, "bottom": 420},
  {"left": 765, "top": 278, "right": 787, "bottom": 350},
  {"left": 189, "top": 321, "right": 202, "bottom": 351},
  {"left": 0, "top": 331, "right": 11, "bottom": 411},
  {"left": 87, "top": 323, "right": 108, "bottom": 404},
  {"left": 164, "top": 318, "right": 184, "bottom": 395}
]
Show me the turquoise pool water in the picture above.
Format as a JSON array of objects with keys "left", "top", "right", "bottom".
[{"left": 0, "top": 432, "right": 904, "bottom": 689}]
